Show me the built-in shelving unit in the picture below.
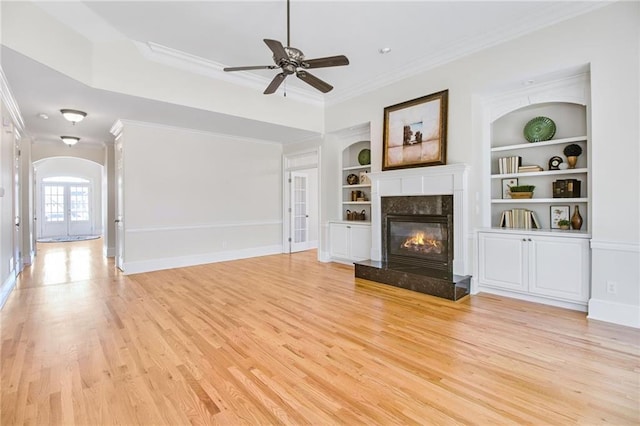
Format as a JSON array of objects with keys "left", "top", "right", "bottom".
[
  {"left": 489, "top": 104, "right": 590, "bottom": 232},
  {"left": 341, "top": 141, "right": 371, "bottom": 222},
  {"left": 476, "top": 72, "right": 592, "bottom": 311}
]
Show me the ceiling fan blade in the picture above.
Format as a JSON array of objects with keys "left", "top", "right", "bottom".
[
  {"left": 264, "top": 73, "right": 287, "bottom": 94},
  {"left": 302, "top": 55, "right": 349, "bottom": 69},
  {"left": 224, "top": 65, "right": 278, "bottom": 72},
  {"left": 264, "top": 39, "right": 288, "bottom": 64},
  {"left": 296, "top": 70, "right": 333, "bottom": 93}
]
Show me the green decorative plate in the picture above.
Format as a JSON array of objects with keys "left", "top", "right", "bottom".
[
  {"left": 523, "top": 116, "right": 556, "bottom": 142},
  {"left": 358, "top": 148, "right": 371, "bottom": 165}
]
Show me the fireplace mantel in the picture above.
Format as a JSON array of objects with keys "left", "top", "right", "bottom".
[{"left": 369, "top": 164, "right": 469, "bottom": 276}]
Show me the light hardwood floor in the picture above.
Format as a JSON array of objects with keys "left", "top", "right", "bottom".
[{"left": 2, "top": 239, "right": 639, "bottom": 425}]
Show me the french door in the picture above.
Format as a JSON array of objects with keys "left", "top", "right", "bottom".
[
  {"left": 41, "top": 180, "right": 92, "bottom": 238},
  {"left": 289, "top": 171, "right": 310, "bottom": 252}
]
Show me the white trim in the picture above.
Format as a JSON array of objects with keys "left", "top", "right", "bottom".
[
  {"left": 590, "top": 240, "right": 640, "bottom": 252},
  {"left": 588, "top": 299, "right": 640, "bottom": 329},
  {"left": 0, "top": 270, "right": 17, "bottom": 310},
  {"left": 122, "top": 244, "right": 283, "bottom": 275},
  {"left": 104, "top": 246, "right": 116, "bottom": 258},
  {"left": 126, "top": 220, "right": 282, "bottom": 234},
  {"left": 0, "top": 66, "right": 25, "bottom": 133},
  {"left": 478, "top": 288, "right": 588, "bottom": 313},
  {"left": 109, "top": 119, "right": 291, "bottom": 146},
  {"left": 134, "top": 41, "right": 324, "bottom": 107},
  {"left": 369, "top": 163, "right": 470, "bottom": 276}
]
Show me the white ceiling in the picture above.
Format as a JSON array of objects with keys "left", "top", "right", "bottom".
[{"left": 1, "top": 1, "right": 609, "bottom": 147}]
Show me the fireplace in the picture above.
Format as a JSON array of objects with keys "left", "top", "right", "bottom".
[
  {"left": 386, "top": 214, "right": 452, "bottom": 279},
  {"left": 355, "top": 191, "right": 470, "bottom": 301}
]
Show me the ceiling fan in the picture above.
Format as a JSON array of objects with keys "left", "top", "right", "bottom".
[{"left": 223, "top": 0, "right": 349, "bottom": 95}]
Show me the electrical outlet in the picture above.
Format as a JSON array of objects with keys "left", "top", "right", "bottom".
[{"left": 606, "top": 281, "right": 618, "bottom": 295}]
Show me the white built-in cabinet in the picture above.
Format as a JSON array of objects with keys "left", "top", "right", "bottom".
[
  {"left": 477, "top": 73, "right": 592, "bottom": 311},
  {"left": 328, "top": 137, "right": 372, "bottom": 263},
  {"left": 478, "top": 230, "right": 590, "bottom": 309},
  {"left": 329, "top": 222, "right": 371, "bottom": 262}
]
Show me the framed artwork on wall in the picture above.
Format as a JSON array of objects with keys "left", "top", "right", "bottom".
[{"left": 382, "top": 90, "right": 448, "bottom": 170}]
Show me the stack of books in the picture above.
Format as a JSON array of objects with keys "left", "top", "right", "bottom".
[
  {"left": 498, "top": 156, "right": 522, "bottom": 174},
  {"left": 518, "top": 165, "right": 543, "bottom": 173},
  {"left": 500, "top": 208, "right": 541, "bottom": 229}
]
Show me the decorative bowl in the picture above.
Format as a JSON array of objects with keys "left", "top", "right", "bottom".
[
  {"left": 524, "top": 116, "right": 556, "bottom": 142},
  {"left": 509, "top": 191, "right": 533, "bottom": 199}
]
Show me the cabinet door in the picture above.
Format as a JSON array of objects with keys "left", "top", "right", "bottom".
[
  {"left": 329, "top": 223, "right": 350, "bottom": 259},
  {"left": 528, "top": 236, "right": 590, "bottom": 302},
  {"left": 478, "top": 233, "right": 527, "bottom": 291},
  {"left": 349, "top": 225, "right": 371, "bottom": 261}
]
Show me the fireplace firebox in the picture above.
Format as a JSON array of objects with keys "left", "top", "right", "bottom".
[
  {"left": 386, "top": 214, "right": 453, "bottom": 279},
  {"left": 354, "top": 194, "right": 470, "bottom": 301}
]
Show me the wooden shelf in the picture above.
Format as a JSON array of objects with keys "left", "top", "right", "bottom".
[
  {"left": 492, "top": 198, "right": 588, "bottom": 204},
  {"left": 491, "top": 168, "right": 588, "bottom": 179},
  {"left": 491, "top": 136, "right": 587, "bottom": 152},
  {"left": 343, "top": 164, "right": 371, "bottom": 171}
]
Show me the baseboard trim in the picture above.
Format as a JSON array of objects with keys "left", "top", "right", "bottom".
[
  {"left": 588, "top": 298, "right": 640, "bottom": 328},
  {"left": 477, "top": 286, "right": 588, "bottom": 312},
  {"left": 104, "top": 247, "right": 116, "bottom": 258},
  {"left": 122, "top": 244, "right": 283, "bottom": 275},
  {"left": 0, "top": 270, "right": 17, "bottom": 310}
]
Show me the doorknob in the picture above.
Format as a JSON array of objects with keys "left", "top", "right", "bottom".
[{"left": 114, "top": 219, "right": 121, "bottom": 223}]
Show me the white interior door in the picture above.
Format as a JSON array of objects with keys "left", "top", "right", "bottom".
[
  {"left": 13, "top": 134, "right": 22, "bottom": 273},
  {"left": 115, "top": 137, "right": 124, "bottom": 271},
  {"left": 290, "top": 171, "right": 310, "bottom": 252}
]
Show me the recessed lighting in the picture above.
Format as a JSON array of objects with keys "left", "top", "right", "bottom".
[
  {"left": 523, "top": 79, "right": 535, "bottom": 86},
  {"left": 378, "top": 47, "right": 391, "bottom": 54},
  {"left": 37, "top": 113, "right": 49, "bottom": 120}
]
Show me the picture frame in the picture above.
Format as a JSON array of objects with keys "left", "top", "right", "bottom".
[
  {"left": 502, "top": 178, "right": 518, "bottom": 199},
  {"left": 550, "top": 205, "right": 570, "bottom": 229},
  {"left": 382, "top": 90, "right": 448, "bottom": 170}
]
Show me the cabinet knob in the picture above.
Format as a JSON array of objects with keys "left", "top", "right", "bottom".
[
  {"left": 528, "top": 238, "right": 532, "bottom": 242},
  {"left": 522, "top": 238, "right": 526, "bottom": 242}
]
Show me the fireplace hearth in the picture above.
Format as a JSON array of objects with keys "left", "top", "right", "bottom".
[{"left": 355, "top": 194, "right": 470, "bottom": 301}]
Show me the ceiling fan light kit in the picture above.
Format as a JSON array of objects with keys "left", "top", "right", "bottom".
[{"left": 223, "top": 0, "right": 349, "bottom": 94}]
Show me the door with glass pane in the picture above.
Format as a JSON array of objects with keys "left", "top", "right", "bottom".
[
  {"left": 41, "top": 180, "right": 92, "bottom": 237},
  {"left": 290, "top": 171, "right": 310, "bottom": 252}
]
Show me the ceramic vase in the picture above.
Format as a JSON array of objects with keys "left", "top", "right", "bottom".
[
  {"left": 566, "top": 156, "right": 578, "bottom": 169},
  {"left": 571, "top": 205, "right": 583, "bottom": 230}
]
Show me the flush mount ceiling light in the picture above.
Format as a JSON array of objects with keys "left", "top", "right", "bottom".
[
  {"left": 60, "top": 109, "right": 87, "bottom": 124},
  {"left": 378, "top": 47, "right": 392, "bottom": 54},
  {"left": 60, "top": 136, "right": 80, "bottom": 146}
]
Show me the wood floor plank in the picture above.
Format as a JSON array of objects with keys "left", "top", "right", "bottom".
[{"left": 1, "top": 239, "right": 639, "bottom": 425}]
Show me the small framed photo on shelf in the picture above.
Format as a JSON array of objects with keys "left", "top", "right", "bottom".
[
  {"left": 502, "top": 178, "right": 518, "bottom": 199},
  {"left": 550, "top": 205, "right": 570, "bottom": 229}
]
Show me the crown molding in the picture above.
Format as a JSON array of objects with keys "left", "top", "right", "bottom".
[
  {"left": 0, "top": 66, "right": 26, "bottom": 133},
  {"left": 133, "top": 41, "right": 325, "bottom": 108},
  {"left": 324, "top": 1, "right": 610, "bottom": 106}
]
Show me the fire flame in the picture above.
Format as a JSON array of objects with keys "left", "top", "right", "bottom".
[{"left": 401, "top": 232, "right": 443, "bottom": 254}]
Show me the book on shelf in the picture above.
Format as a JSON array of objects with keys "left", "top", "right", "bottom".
[
  {"left": 518, "top": 165, "right": 543, "bottom": 173},
  {"left": 498, "top": 156, "right": 522, "bottom": 174},
  {"left": 499, "top": 209, "right": 541, "bottom": 229}
]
